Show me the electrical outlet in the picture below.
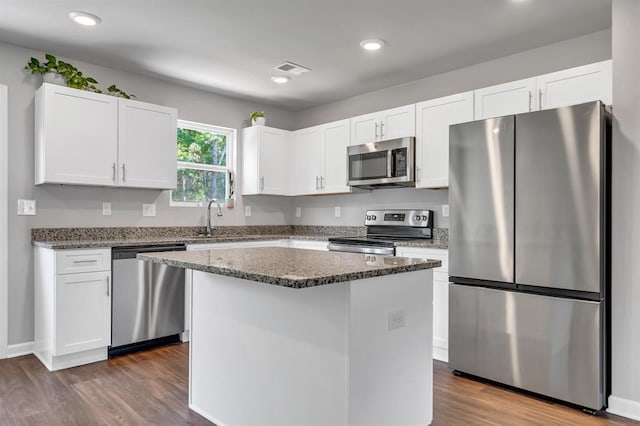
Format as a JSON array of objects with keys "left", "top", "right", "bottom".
[
  {"left": 442, "top": 204, "right": 449, "bottom": 217},
  {"left": 334, "top": 206, "right": 341, "bottom": 218},
  {"left": 295, "top": 207, "right": 302, "bottom": 218},
  {"left": 388, "top": 310, "right": 406, "bottom": 331},
  {"left": 142, "top": 203, "right": 156, "bottom": 217},
  {"left": 244, "top": 205, "right": 252, "bottom": 217},
  {"left": 17, "top": 199, "right": 36, "bottom": 216},
  {"left": 102, "top": 202, "right": 112, "bottom": 216}
]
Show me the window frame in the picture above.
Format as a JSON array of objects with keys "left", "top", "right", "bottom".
[{"left": 170, "top": 119, "right": 236, "bottom": 208}]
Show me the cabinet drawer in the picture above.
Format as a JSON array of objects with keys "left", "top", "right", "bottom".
[{"left": 56, "top": 248, "right": 111, "bottom": 274}]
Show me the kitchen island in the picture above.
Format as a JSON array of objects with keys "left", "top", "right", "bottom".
[{"left": 139, "top": 247, "right": 441, "bottom": 426}]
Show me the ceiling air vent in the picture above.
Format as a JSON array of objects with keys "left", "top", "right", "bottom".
[{"left": 275, "top": 61, "right": 312, "bottom": 76}]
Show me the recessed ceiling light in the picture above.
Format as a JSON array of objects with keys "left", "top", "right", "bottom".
[
  {"left": 360, "top": 39, "right": 385, "bottom": 51},
  {"left": 271, "top": 75, "right": 290, "bottom": 84},
  {"left": 68, "top": 11, "right": 102, "bottom": 26}
]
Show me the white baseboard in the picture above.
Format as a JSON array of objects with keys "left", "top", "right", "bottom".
[
  {"left": 608, "top": 395, "right": 640, "bottom": 421},
  {"left": 7, "top": 341, "right": 34, "bottom": 358}
]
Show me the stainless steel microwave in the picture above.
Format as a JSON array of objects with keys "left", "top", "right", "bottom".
[{"left": 347, "top": 137, "right": 415, "bottom": 189}]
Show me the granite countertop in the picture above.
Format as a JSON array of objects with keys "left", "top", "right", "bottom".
[
  {"left": 138, "top": 247, "right": 442, "bottom": 289},
  {"left": 31, "top": 226, "right": 448, "bottom": 250}
]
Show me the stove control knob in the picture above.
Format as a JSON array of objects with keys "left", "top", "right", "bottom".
[
  {"left": 366, "top": 215, "right": 371, "bottom": 220},
  {"left": 422, "top": 215, "right": 428, "bottom": 221},
  {"left": 371, "top": 215, "right": 377, "bottom": 220},
  {"left": 415, "top": 215, "right": 421, "bottom": 221}
]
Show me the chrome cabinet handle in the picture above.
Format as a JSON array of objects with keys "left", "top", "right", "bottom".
[
  {"left": 416, "top": 166, "right": 421, "bottom": 182},
  {"left": 528, "top": 91, "right": 533, "bottom": 111},
  {"left": 375, "top": 122, "right": 379, "bottom": 139},
  {"left": 538, "top": 88, "right": 543, "bottom": 110},
  {"left": 260, "top": 176, "right": 264, "bottom": 192},
  {"left": 380, "top": 121, "right": 384, "bottom": 138},
  {"left": 320, "top": 176, "right": 325, "bottom": 189},
  {"left": 73, "top": 259, "right": 97, "bottom": 264},
  {"left": 121, "top": 164, "right": 126, "bottom": 182},
  {"left": 106, "top": 275, "right": 110, "bottom": 296},
  {"left": 112, "top": 163, "right": 116, "bottom": 182}
]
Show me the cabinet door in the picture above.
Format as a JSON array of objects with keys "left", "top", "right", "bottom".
[
  {"left": 321, "top": 119, "right": 351, "bottom": 193},
  {"left": 258, "top": 127, "right": 290, "bottom": 194},
  {"left": 474, "top": 78, "right": 537, "bottom": 120},
  {"left": 55, "top": 271, "right": 111, "bottom": 356},
  {"left": 350, "top": 111, "right": 379, "bottom": 145},
  {"left": 118, "top": 99, "right": 177, "bottom": 189},
  {"left": 415, "top": 92, "right": 474, "bottom": 188},
  {"left": 537, "top": 60, "right": 612, "bottom": 110},
  {"left": 241, "top": 127, "right": 260, "bottom": 195},
  {"left": 293, "top": 126, "right": 324, "bottom": 195},
  {"left": 36, "top": 84, "right": 118, "bottom": 186},
  {"left": 380, "top": 104, "right": 416, "bottom": 140}
]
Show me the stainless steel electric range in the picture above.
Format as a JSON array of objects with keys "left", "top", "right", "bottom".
[{"left": 328, "top": 209, "right": 433, "bottom": 255}]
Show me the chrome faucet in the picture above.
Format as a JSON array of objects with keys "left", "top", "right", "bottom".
[{"left": 206, "top": 199, "right": 223, "bottom": 236}]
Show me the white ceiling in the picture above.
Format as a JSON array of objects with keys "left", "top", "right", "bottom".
[{"left": 0, "top": 0, "right": 611, "bottom": 111}]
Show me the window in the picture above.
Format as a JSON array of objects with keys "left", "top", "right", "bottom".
[{"left": 171, "top": 120, "right": 235, "bottom": 207}]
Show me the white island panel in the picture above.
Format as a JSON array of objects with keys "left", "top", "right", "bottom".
[{"left": 189, "top": 268, "right": 433, "bottom": 426}]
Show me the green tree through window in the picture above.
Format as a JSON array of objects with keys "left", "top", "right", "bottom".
[{"left": 171, "top": 121, "right": 234, "bottom": 206}]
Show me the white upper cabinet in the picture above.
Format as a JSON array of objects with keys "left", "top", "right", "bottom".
[
  {"left": 242, "top": 126, "right": 291, "bottom": 195},
  {"left": 474, "top": 78, "right": 537, "bottom": 120},
  {"left": 350, "top": 104, "right": 415, "bottom": 145},
  {"left": 537, "top": 60, "right": 612, "bottom": 110},
  {"left": 415, "top": 92, "right": 474, "bottom": 189},
  {"left": 118, "top": 99, "right": 177, "bottom": 189},
  {"left": 293, "top": 119, "right": 350, "bottom": 195},
  {"left": 35, "top": 83, "right": 178, "bottom": 189},
  {"left": 35, "top": 84, "right": 119, "bottom": 186},
  {"left": 474, "top": 60, "right": 612, "bottom": 120}
]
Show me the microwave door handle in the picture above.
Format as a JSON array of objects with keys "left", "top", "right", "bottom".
[{"left": 387, "top": 150, "right": 393, "bottom": 178}]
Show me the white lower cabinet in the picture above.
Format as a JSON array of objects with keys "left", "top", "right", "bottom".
[
  {"left": 289, "top": 240, "right": 329, "bottom": 251},
  {"left": 396, "top": 247, "right": 449, "bottom": 362},
  {"left": 34, "top": 247, "right": 111, "bottom": 371}
]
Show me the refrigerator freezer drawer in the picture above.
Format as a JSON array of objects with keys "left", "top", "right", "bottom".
[{"left": 449, "top": 284, "right": 604, "bottom": 410}]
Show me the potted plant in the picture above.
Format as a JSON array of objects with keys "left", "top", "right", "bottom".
[
  {"left": 24, "top": 53, "right": 102, "bottom": 93},
  {"left": 250, "top": 111, "right": 265, "bottom": 126}
]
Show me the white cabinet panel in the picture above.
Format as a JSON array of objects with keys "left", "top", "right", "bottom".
[
  {"left": 474, "top": 78, "right": 537, "bottom": 120},
  {"left": 290, "top": 240, "right": 329, "bottom": 251},
  {"left": 55, "top": 248, "right": 111, "bottom": 274},
  {"left": 35, "top": 83, "right": 177, "bottom": 189},
  {"left": 350, "top": 104, "right": 415, "bottom": 145},
  {"left": 396, "top": 246, "right": 449, "bottom": 362},
  {"left": 35, "top": 84, "right": 118, "bottom": 186},
  {"left": 118, "top": 99, "right": 177, "bottom": 189},
  {"left": 242, "top": 126, "right": 291, "bottom": 195},
  {"left": 537, "top": 60, "right": 612, "bottom": 110},
  {"left": 55, "top": 271, "right": 111, "bottom": 356},
  {"left": 415, "top": 92, "right": 474, "bottom": 189},
  {"left": 293, "top": 119, "right": 350, "bottom": 196}
]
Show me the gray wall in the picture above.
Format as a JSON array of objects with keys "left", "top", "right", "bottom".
[
  {"left": 610, "top": 0, "right": 640, "bottom": 417},
  {"left": 0, "top": 41, "right": 296, "bottom": 345},
  {"left": 291, "top": 30, "right": 612, "bottom": 229}
]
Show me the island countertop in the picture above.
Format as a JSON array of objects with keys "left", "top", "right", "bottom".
[{"left": 138, "top": 247, "right": 441, "bottom": 289}]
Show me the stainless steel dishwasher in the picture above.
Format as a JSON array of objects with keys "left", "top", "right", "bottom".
[{"left": 110, "top": 244, "right": 186, "bottom": 356}]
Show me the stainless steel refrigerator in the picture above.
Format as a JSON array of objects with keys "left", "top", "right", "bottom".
[{"left": 448, "top": 101, "right": 610, "bottom": 412}]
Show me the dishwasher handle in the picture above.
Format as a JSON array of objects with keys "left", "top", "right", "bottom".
[{"left": 112, "top": 244, "right": 186, "bottom": 260}]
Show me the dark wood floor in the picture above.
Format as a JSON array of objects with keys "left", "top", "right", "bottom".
[{"left": 0, "top": 344, "right": 637, "bottom": 425}]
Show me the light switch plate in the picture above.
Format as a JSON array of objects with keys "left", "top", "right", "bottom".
[
  {"left": 442, "top": 204, "right": 449, "bottom": 217},
  {"left": 17, "top": 199, "right": 36, "bottom": 216},
  {"left": 244, "top": 205, "right": 252, "bottom": 217},
  {"left": 142, "top": 203, "right": 156, "bottom": 217},
  {"left": 334, "top": 206, "right": 341, "bottom": 218},
  {"left": 102, "top": 202, "right": 112, "bottom": 216},
  {"left": 295, "top": 207, "right": 302, "bottom": 218}
]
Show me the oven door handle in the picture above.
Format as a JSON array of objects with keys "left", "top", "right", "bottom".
[{"left": 328, "top": 243, "right": 395, "bottom": 256}]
